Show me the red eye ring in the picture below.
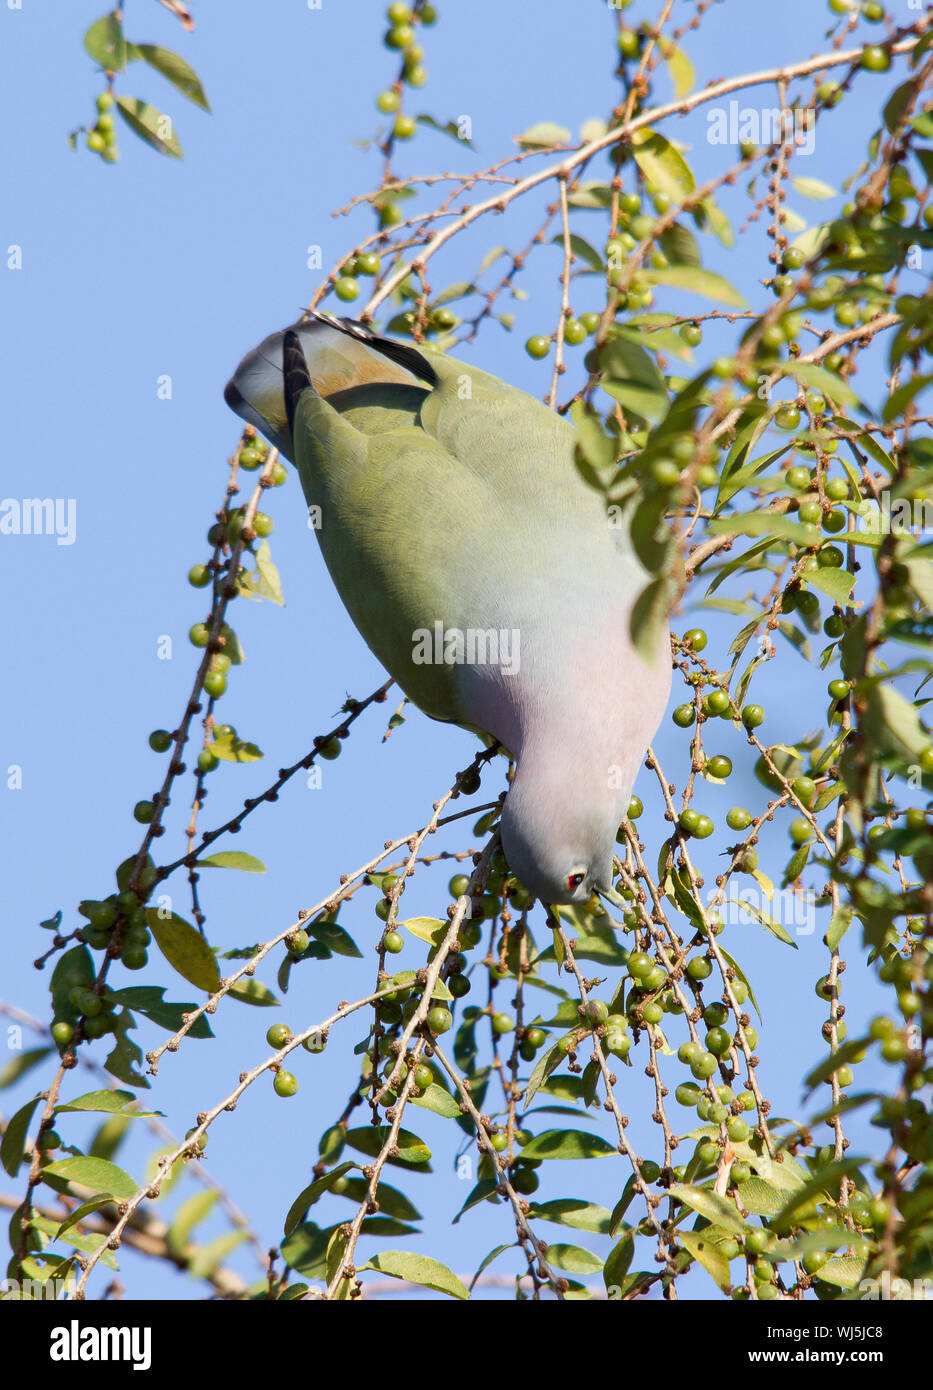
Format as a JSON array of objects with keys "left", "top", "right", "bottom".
[{"left": 567, "top": 872, "right": 585, "bottom": 891}]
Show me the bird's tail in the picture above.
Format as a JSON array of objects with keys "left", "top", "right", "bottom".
[{"left": 224, "top": 312, "right": 436, "bottom": 463}]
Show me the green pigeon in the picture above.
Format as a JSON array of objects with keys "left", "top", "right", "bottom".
[{"left": 225, "top": 313, "right": 671, "bottom": 905}]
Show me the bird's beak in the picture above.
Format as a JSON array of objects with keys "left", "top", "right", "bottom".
[{"left": 596, "top": 884, "right": 629, "bottom": 914}]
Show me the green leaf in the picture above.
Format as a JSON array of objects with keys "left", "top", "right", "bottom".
[
  {"left": 400, "top": 916, "right": 447, "bottom": 945},
  {"left": 227, "top": 978, "right": 278, "bottom": 1007},
  {"left": 209, "top": 728, "right": 263, "bottom": 763},
  {"left": 166, "top": 1191, "right": 218, "bottom": 1256},
  {"left": 734, "top": 1175, "right": 784, "bottom": 1216},
  {"left": 816, "top": 1255, "right": 867, "bottom": 1289},
  {"left": 198, "top": 851, "right": 266, "bottom": 873},
  {"left": 658, "top": 39, "right": 694, "bottom": 97},
  {"left": 523, "top": 1042, "right": 566, "bottom": 1111},
  {"left": 332, "top": 1178, "right": 420, "bottom": 1222},
  {"left": 826, "top": 907, "right": 853, "bottom": 952},
  {"left": 603, "top": 1230, "right": 635, "bottom": 1292},
  {"left": 782, "top": 361, "right": 860, "bottom": 411},
  {"left": 306, "top": 917, "right": 361, "bottom": 959},
  {"left": 0, "top": 1048, "right": 52, "bottom": 1090},
  {"left": 55, "top": 1195, "right": 118, "bottom": 1239},
  {"left": 804, "top": 1037, "right": 871, "bottom": 1092},
  {"left": 1, "top": 1096, "right": 42, "bottom": 1177},
  {"left": 668, "top": 1184, "right": 747, "bottom": 1235},
  {"left": 518, "top": 1129, "right": 616, "bottom": 1161},
  {"left": 362, "top": 1250, "right": 469, "bottom": 1299},
  {"left": 707, "top": 512, "right": 821, "bottom": 547},
  {"left": 49, "top": 945, "right": 95, "bottom": 1027},
  {"left": 546, "top": 1243, "right": 604, "bottom": 1275},
  {"left": 515, "top": 121, "right": 571, "bottom": 149},
  {"left": 283, "top": 1163, "right": 356, "bottom": 1236},
  {"left": 527, "top": 1199, "right": 612, "bottom": 1234},
  {"left": 345, "top": 1126, "right": 431, "bottom": 1167},
  {"left": 630, "top": 129, "right": 695, "bottom": 202},
  {"left": 453, "top": 1178, "right": 499, "bottom": 1223},
  {"left": 104, "top": 1010, "right": 148, "bottom": 1089},
  {"left": 883, "top": 373, "right": 933, "bottom": 424},
  {"left": 133, "top": 44, "right": 210, "bottom": 110},
  {"left": 772, "top": 1157, "right": 865, "bottom": 1233},
  {"left": 84, "top": 14, "right": 126, "bottom": 71},
  {"left": 644, "top": 265, "right": 746, "bottom": 308},
  {"left": 410, "top": 1083, "right": 461, "bottom": 1119},
  {"left": 659, "top": 222, "right": 701, "bottom": 268},
  {"left": 790, "top": 176, "right": 837, "bottom": 201},
  {"left": 631, "top": 576, "right": 675, "bottom": 665},
  {"left": 678, "top": 1228, "right": 731, "bottom": 1289},
  {"left": 116, "top": 97, "right": 183, "bottom": 158},
  {"left": 720, "top": 949, "right": 762, "bottom": 1022},
  {"left": 432, "top": 280, "right": 476, "bottom": 307},
  {"left": 41, "top": 1156, "right": 138, "bottom": 1200},
  {"left": 415, "top": 114, "right": 476, "bottom": 148},
  {"left": 56, "top": 1089, "right": 160, "bottom": 1116},
  {"left": 550, "top": 233, "right": 604, "bottom": 273},
  {"left": 106, "top": 987, "right": 213, "bottom": 1038},
  {"left": 861, "top": 680, "right": 930, "bottom": 762},
  {"left": 188, "top": 1231, "right": 247, "bottom": 1281},
  {"left": 727, "top": 894, "right": 798, "bottom": 948},
  {"left": 470, "top": 1243, "right": 515, "bottom": 1290},
  {"left": 804, "top": 567, "right": 856, "bottom": 604},
  {"left": 146, "top": 911, "right": 221, "bottom": 992}
]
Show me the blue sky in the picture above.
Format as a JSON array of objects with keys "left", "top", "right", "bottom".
[{"left": 0, "top": 0, "right": 920, "bottom": 1299}]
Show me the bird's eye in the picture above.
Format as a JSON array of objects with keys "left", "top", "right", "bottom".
[{"left": 567, "top": 872, "right": 586, "bottom": 891}]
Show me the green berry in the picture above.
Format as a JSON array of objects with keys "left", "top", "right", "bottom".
[
  {"left": 266, "top": 1023, "right": 292, "bottom": 1049},
  {"left": 203, "top": 671, "right": 227, "bottom": 699},
  {"left": 51, "top": 1020, "right": 74, "bottom": 1047},
  {"left": 687, "top": 957, "right": 712, "bottom": 981},
  {"left": 525, "top": 335, "right": 550, "bottom": 360},
  {"left": 672, "top": 703, "right": 696, "bottom": 728},
  {"left": 741, "top": 704, "right": 765, "bottom": 729},
  {"left": 133, "top": 800, "right": 154, "bottom": 825},
  {"left": 317, "top": 737, "right": 341, "bottom": 760},
  {"left": 288, "top": 930, "right": 310, "bottom": 957},
  {"left": 563, "top": 318, "right": 587, "bottom": 346},
  {"left": 274, "top": 1070, "right": 299, "bottom": 1098},
  {"left": 704, "top": 690, "right": 730, "bottom": 717},
  {"left": 787, "top": 465, "right": 812, "bottom": 490},
  {"left": 861, "top": 45, "right": 891, "bottom": 72},
  {"left": 427, "top": 1006, "right": 453, "bottom": 1035},
  {"left": 679, "top": 322, "right": 703, "bottom": 347},
  {"left": 334, "top": 276, "right": 359, "bottom": 302},
  {"left": 188, "top": 564, "right": 211, "bottom": 589},
  {"left": 691, "top": 1051, "right": 719, "bottom": 1079},
  {"left": 382, "top": 930, "right": 404, "bottom": 954},
  {"left": 376, "top": 89, "right": 400, "bottom": 113},
  {"left": 189, "top": 622, "right": 210, "bottom": 648},
  {"left": 627, "top": 795, "right": 643, "bottom": 820},
  {"left": 683, "top": 628, "right": 707, "bottom": 652},
  {"left": 706, "top": 755, "right": 732, "bottom": 780},
  {"left": 492, "top": 1012, "right": 514, "bottom": 1035},
  {"left": 197, "top": 748, "right": 219, "bottom": 773},
  {"left": 776, "top": 405, "right": 801, "bottom": 431},
  {"left": 627, "top": 951, "right": 653, "bottom": 980},
  {"left": 726, "top": 807, "right": 752, "bottom": 831},
  {"left": 393, "top": 114, "right": 417, "bottom": 140}
]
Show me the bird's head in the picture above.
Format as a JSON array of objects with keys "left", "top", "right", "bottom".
[{"left": 499, "top": 772, "right": 619, "bottom": 908}]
